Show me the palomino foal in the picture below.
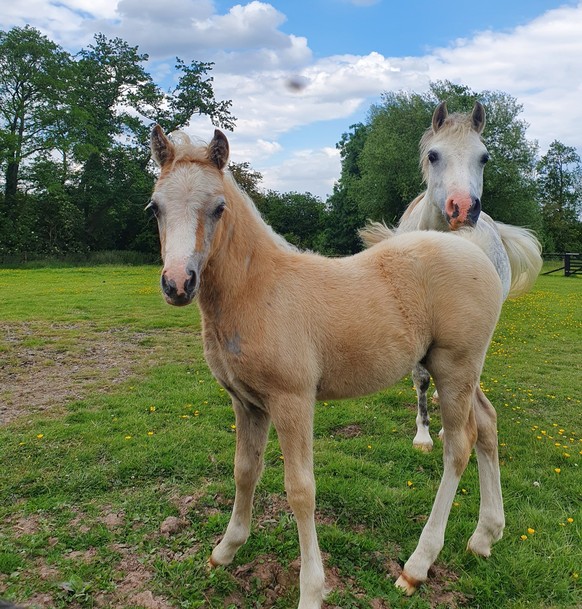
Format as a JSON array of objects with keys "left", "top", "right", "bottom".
[{"left": 149, "top": 126, "right": 505, "bottom": 609}]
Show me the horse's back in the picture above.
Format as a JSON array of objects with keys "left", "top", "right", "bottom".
[{"left": 367, "top": 229, "right": 503, "bottom": 334}]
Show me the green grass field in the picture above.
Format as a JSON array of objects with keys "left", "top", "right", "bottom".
[{"left": 0, "top": 266, "right": 580, "bottom": 609}]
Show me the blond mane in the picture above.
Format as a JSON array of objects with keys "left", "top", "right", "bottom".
[{"left": 167, "top": 131, "right": 210, "bottom": 163}]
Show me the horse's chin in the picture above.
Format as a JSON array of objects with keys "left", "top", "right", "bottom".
[
  {"left": 164, "top": 294, "right": 196, "bottom": 307},
  {"left": 448, "top": 218, "right": 476, "bottom": 231}
]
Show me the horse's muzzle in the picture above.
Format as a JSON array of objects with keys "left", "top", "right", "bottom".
[
  {"left": 446, "top": 196, "right": 481, "bottom": 230},
  {"left": 161, "top": 271, "right": 197, "bottom": 306}
]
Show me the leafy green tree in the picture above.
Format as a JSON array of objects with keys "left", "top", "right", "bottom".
[
  {"left": 320, "top": 123, "right": 369, "bottom": 255},
  {"left": 229, "top": 161, "right": 264, "bottom": 204},
  {"left": 0, "top": 26, "right": 73, "bottom": 255},
  {"left": 537, "top": 141, "right": 582, "bottom": 252},
  {"left": 0, "top": 26, "right": 72, "bottom": 203},
  {"left": 0, "top": 26, "right": 237, "bottom": 259},
  {"left": 477, "top": 91, "right": 539, "bottom": 227},
  {"left": 24, "top": 157, "right": 85, "bottom": 254},
  {"left": 158, "top": 58, "right": 236, "bottom": 133},
  {"left": 259, "top": 191, "right": 326, "bottom": 250},
  {"left": 354, "top": 91, "right": 432, "bottom": 223}
]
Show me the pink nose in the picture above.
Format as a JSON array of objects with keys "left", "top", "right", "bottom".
[{"left": 445, "top": 194, "right": 481, "bottom": 230}]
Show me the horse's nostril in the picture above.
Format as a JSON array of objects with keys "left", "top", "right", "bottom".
[
  {"left": 161, "top": 273, "right": 177, "bottom": 297},
  {"left": 185, "top": 271, "right": 197, "bottom": 295},
  {"left": 469, "top": 198, "right": 481, "bottom": 223}
]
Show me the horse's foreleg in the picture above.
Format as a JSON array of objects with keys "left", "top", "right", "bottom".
[
  {"left": 210, "top": 397, "right": 270, "bottom": 566},
  {"left": 272, "top": 395, "right": 325, "bottom": 609},
  {"left": 397, "top": 374, "right": 477, "bottom": 595},
  {"left": 412, "top": 364, "right": 433, "bottom": 452},
  {"left": 467, "top": 388, "right": 504, "bottom": 556}
]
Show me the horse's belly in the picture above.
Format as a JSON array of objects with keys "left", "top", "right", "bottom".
[{"left": 316, "top": 342, "right": 420, "bottom": 401}]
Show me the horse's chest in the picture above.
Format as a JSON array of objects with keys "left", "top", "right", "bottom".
[{"left": 203, "top": 323, "right": 262, "bottom": 386}]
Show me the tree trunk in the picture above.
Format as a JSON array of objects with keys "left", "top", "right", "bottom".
[{"left": 4, "top": 161, "right": 19, "bottom": 205}]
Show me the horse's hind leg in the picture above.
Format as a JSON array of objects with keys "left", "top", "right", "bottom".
[
  {"left": 397, "top": 351, "right": 478, "bottom": 595},
  {"left": 467, "top": 388, "right": 504, "bottom": 556},
  {"left": 210, "top": 396, "right": 270, "bottom": 566},
  {"left": 412, "top": 364, "right": 433, "bottom": 452}
]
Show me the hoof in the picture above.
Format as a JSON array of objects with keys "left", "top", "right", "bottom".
[
  {"left": 467, "top": 533, "right": 493, "bottom": 557},
  {"left": 412, "top": 441, "right": 433, "bottom": 453},
  {"left": 395, "top": 571, "right": 421, "bottom": 596},
  {"left": 466, "top": 541, "right": 491, "bottom": 558},
  {"left": 467, "top": 526, "right": 503, "bottom": 557},
  {"left": 431, "top": 391, "right": 440, "bottom": 404},
  {"left": 208, "top": 552, "right": 230, "bottom": 568}
]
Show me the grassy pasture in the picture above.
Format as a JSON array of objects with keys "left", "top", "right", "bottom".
[{"left": 0, "top": 266, "right": 580, "bottom": 609}]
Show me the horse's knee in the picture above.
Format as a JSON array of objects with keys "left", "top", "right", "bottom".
[
  {"left": 474, "top": 390, "right": 499, "bottom": 453},
  {"left": 285, "top": 475, "right": 316, "bottom": 517},
  {"left": 443, "top": 415, "right": 476, "bottom": 476}
]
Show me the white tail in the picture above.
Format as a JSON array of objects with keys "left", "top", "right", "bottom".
[
  {"left": 358, "top": 221, "right": 395, "bottom": 248},
  {"left": 496, "top": 222, "right": 543, "bottom": 298}
]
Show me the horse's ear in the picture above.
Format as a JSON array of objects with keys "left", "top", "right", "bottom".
[
  {"left": 432, "top": 101, "right": 448, "bottom": 132},
  {"left": 151, "top": 125, "right": 175, "bottom": 168},
  {"left": 471, "top": 101, "right": 486, "bottom": 134},
  {"left": 208, "top": 129, "right": 229, "bottom": 170}
]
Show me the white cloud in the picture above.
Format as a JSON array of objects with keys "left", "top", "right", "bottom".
[
  {"left": 260, "top": 147, "right": 341, "bottom": 197},
  {"left": 426, "top": 3, "right": 582, "bottom": 152}
]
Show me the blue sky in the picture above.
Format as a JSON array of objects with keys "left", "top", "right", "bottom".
[
  {"left": 2, "top": 0, "right": 581, "bottom": 198},
  {"left": 266, "top": 0, "right": 570, "bottom": 57}
]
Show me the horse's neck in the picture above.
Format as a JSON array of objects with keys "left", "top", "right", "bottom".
[
  {"left": 398, "top": 193, "right": 449, "bottom": 233},
  {"left": 198, "top": 186, "right": 285, "bottom": 317}
]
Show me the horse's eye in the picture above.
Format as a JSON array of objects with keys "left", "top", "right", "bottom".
[
  {"left": 213, "top": 201, "right": 226, "bottom": 219},
  {"left": 146, "top": 200, "right": 160, "bottom": 218},
  {"left": 427, "top": 150, "right": 439, "bottom": 164},
  {"left": 481, "top": 153, "right": 490, "bottom": 165}
]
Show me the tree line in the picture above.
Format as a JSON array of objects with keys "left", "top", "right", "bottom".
[{"left": 1, "top": 27, "right": 581, "bottom": 262}]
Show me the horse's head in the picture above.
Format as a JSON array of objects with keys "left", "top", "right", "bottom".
[
  {"left": 149, "top": 125, "right": 230, "bottom": 306},
  {"left": 421, "top": 101, "right": 489, "bottom": 230}
]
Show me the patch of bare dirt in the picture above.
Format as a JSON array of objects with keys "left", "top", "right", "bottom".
[
  {"left": 10, "top": 513, "right": 42, "bottom": 537},
  {"left": 159, "top": 516, "right": 188, "bottom": 537},
  {"left": 22, "top": 593, "right": 54, "bottom": 608},
  {"left": 0, "top": 322, "right": 188, "bottom": 426},
  {"left": 333, "top": 423, "right": 363, "bottom": 438},
  {"left": 99, "top": 510, "right": 125, "bottom": 529},
  {"left": 231, "top": 553, "right": 300, "bottom": 605},
  {"left": 92, "top": 543, "right": 173, "bottom": 609},
  {"left": 423, "top": 563, "right": 468, "bottom": 609}
]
